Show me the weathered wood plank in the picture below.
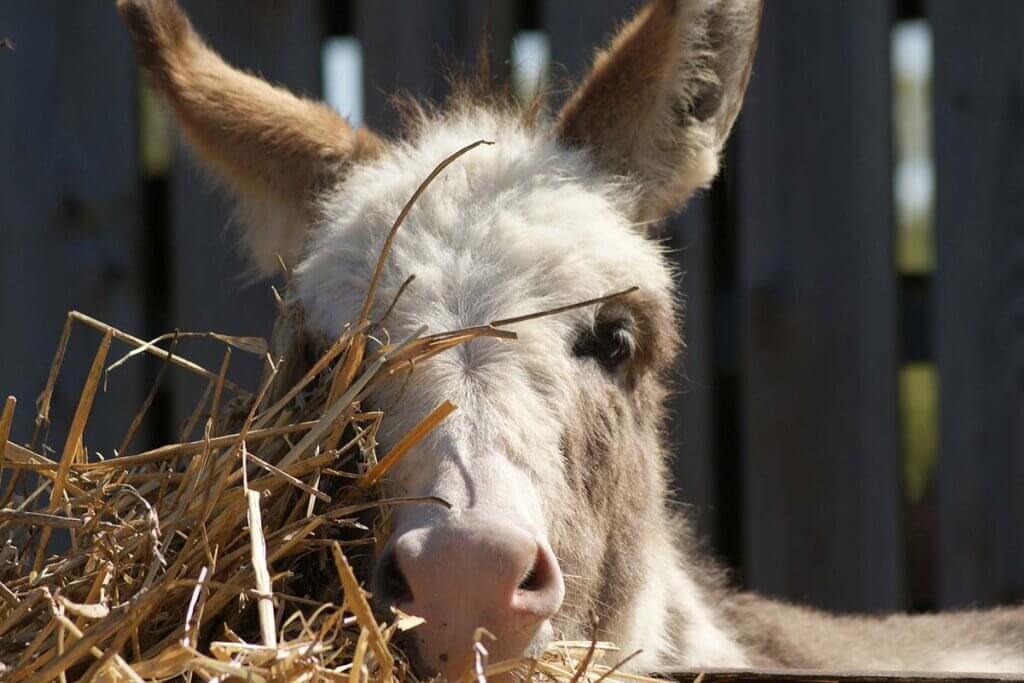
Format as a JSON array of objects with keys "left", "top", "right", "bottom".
[
  {"left": 736, "top": 2, "right": 903, "bottom": 611},
  {"left": 0, "top": 1, "right": 145, "bottom": 454},
  {"left": 357, "top": 0, "right": 456, "bottom": 134},
  {"left": 357, "top": 0, "right": 517, "bottom": 136},
  {"left": 931, "top": 0, "right": 1024, "bottom": 608},
  {"left": 541, "top": 0, "right": 639, "bottom": 101},
  {"left": 168, "top": 1, "right": 327, "bottom": 433},
  {"left": 452, "top": 0, "right": 517, "bottom": 87},
  {"left": 666, "top": 195, "right": 721, "bottom": 548},
  {"left": 669, "top": 669, "right": 1019, "bottom": 683}
]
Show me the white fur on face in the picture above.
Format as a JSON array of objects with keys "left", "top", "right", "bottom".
[
  {"left": 294, "top": 108, "right": 672, "bottom": 519},
  {"left": 292, "top": 107, "right": 681, "bottom": 659}
]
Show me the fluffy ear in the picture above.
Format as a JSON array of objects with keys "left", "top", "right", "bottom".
[
  {"left": 117, "top": 0, "right": 383, "bottom": 275},
  {"left": 557, "top": 0, "right": 761, "bottom": 223}
]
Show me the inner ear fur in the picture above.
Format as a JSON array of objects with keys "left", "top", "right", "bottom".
[
  {"left": 557, "top": 0, "right": 762, "bottom": 223},
  {"left": 117, "top": 0, "right": 383, "bottom": 275}
]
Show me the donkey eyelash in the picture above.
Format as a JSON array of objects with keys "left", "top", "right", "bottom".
[{"left": 572, "top": 315, "right": 638, "bottom": 371}]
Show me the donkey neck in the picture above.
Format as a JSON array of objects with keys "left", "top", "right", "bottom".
[{"left": 619, "top": 512, "right": 750, "bottom": 671}]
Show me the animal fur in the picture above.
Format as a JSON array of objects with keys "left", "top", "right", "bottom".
[{"left": 116, "top": 0, "right": 1024, "bottom": 675}]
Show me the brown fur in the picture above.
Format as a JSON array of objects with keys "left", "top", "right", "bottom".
[
  {"left": 116, "top": 0, "right": 382, "bottom": 272},
  {"left": 551, "top": 292, "right": 682, "bottom": 646},
  {"left": 721, "top": 594, "right": 1024, "bottom": 670},
  {"left": 558, "top": 0, "right": 761, "bottom": 223}
]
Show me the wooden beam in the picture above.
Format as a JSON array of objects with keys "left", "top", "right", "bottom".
[
  {"left": 736, "top": 1, "right": 903, "bottom": 611},
  {"left": 930, "top": 0, "right": 1024, "bottom": 608},
  {"left": 0, "top": 0, "right": 146, "bottom": 453},
  {"left": 670, "top": 669, "right": 1020, "bottom": 683}
]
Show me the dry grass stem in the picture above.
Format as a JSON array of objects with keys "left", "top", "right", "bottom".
[
  {"left": 0, "top": 143, "right": 646, "bottom": 683},
  {"left": 358, "top": 400, "right": 457, "bottom": 489}
]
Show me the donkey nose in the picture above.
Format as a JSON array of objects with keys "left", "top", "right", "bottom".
[
  {"left": 373, "top": 520, "right": 564, "bottom": 676},
  {"left": 384, "top": 522, "right": 564, "bottom": 619}
]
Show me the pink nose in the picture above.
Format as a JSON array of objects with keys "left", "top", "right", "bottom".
[{"left": 373, "top": 518, "right": 564, "bottom": 677}]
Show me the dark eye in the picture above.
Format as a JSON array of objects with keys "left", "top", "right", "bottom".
[
  {"left": 295, "top": 331, "right": 337, "bottom": 386},
  {"left": 298, "top": 331, "right": 326, "bottom": 366},
  {"left": 573, "top": 315, "right": 637, "bottom": 371}
]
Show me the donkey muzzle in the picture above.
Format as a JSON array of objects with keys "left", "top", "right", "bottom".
[{"left": 373, "top": 510, "right": 565, "bottom": 679}]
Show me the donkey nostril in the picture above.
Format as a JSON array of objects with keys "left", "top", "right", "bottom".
[
  {"left": 374, "top": 550, "right": 413, "bottom": 606},
  {"left": 518, "top": 565, "right": 540, "bottom": 591},
  {"left": 517, "top": 547, "right": 551, "bottom": 593},
  {"left": 511, "top": 541, "right": 564, "bottom": 620}
]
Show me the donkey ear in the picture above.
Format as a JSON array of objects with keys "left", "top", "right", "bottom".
[
  {"left": 117, "top": 0, "right": 383, "bottom": 275},
  {"left": 557, "top": 0, "right": 761, "bottom": 222}
]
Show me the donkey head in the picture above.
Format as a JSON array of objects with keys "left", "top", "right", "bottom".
[{"left": 118, "top": 0, "right": 760, "bottom": 676}]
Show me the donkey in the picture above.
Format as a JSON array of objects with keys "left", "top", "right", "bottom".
[{"left": 117, "top": 0, "right": 1024, "bottom": 678}]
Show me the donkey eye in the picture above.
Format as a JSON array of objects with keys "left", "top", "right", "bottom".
[
  {"left": 573, "top": 316, "right": 636, "bottom": 371},
  {"left": 298, "top": 332, "right": 328, "bottom": 368}
]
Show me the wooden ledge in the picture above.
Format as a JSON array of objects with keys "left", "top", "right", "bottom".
[{"left": 668, "top": 668, "right": 1023, "bottom": 682}]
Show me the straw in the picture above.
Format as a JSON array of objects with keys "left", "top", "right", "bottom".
[{"left": 0, "top": 141, "right": 648, "bottom": 683}]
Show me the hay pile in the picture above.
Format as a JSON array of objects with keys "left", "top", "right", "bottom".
[{"left": 0, "top": 143, "right": 650, "bottom": 682}]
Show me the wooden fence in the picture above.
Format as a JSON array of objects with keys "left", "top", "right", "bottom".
[{"left": 0, "top": 0, "right": 1021, "bottom": 619}]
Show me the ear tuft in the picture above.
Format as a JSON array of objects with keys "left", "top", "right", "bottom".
[
  {"left": 116, "top": 0, "right": 192, "bottom": 77},
  {"left": 558, "top": 0, "right": 761, "bottom": 222}
]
